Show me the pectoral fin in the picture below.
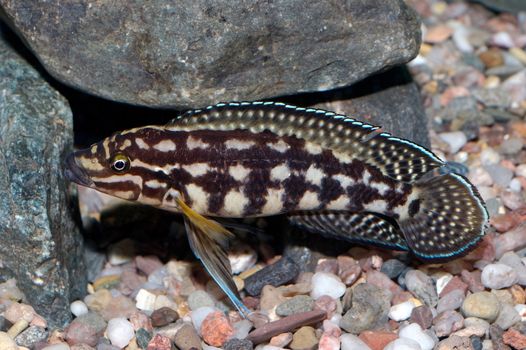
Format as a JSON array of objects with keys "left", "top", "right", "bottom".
[{"left": 176, "top": 198, "right": 250, "bottom": 316}]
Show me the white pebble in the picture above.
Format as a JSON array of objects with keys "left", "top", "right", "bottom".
[
  {"left": 480, "top": 147, "right": 500, "bottom": 166},
  {"left": 107, "top": 318, "right": 135, "bottom": 348},
  {"left": 515, "top": 304, "right": 526, "bottom": 321},
  {"left": 438, "top": 131, "right": 467, "bottom": 153},
  {"left": 229, "top": 244, "right": 257, "bottom": 274},
  {"left": 0, "top": 331, "right": 19, "bottom": 350},
  {"left": 233, "top": 319, "right": 253, "bottom": 339},
  {"left": 42, "top": 343, "right": 71, "bottom": 350},
  {"left": 509, "top": 178, "right": 522, "bottom": 192},
  {"left": 154, "top": 294, "right": 178, "bottom": 311},
  {"left": 389, "top": 300, "right": 416, "bottom": 321},
  {"left": 191, "top": 306, "right": 216, "bottom": 334},
  {"left": 435, "top": 273, "right": 453, "bottom": 295},
  {"left": 492, "top": 32, "right": 515, "bottom": 48},
  {"left": 70, "top": 300, "right": 88, "bottom": 317},
  {"left": 481, "top": 263, "right": 519, "bottom": 290},
  {"left": 340, "top": 333, "right": 372, "bottom": 350},
  {"left": 399, "top": 323, "right": 435, "bottom": 350},
  {"left": 259, "top": 346, "right": 284, "bottom": 350},
  {"left": 384, "top": 338, "right": 422, "bottom": 350},
  {"left": 310, "top": 272, "right": 346, "bottom": 299},
  {"left": 452, "top": 24, "right": 473, "bottom": 53},
  {"left": 516, "top": 164, "right": 526, "bottom": 178},
  {"left": 135, "top": 289, "right": 156, "bottom": 312}
]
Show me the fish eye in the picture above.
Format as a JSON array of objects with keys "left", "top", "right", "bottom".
[{"left": 110, "top": 154, "right": 130, "bottom": 173}]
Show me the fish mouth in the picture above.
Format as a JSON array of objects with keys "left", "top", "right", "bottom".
[{"left": 64, "top": 153, "right": 94, "bottom": 187}]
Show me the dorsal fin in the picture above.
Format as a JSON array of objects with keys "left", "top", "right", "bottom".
[{"left": 167, "top": 102, "right": 444, "bottom": 183}]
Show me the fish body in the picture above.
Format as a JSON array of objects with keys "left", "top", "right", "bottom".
[{"left": 65, "top": 102, "right": 488, "bottom": 315}]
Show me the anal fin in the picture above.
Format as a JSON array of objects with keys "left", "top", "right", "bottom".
[
  {"left": 176, "top": 198, "right": 250, "bottom": 316},
  {"left": 288, "top": 211, "right": 409, "bottom": 251}
]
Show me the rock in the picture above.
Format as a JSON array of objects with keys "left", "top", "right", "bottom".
[
  {"left": 437, "top": 289, "right": 465, "bottom": 314},
  {"left": 135, "top": 328, "right": 152, "bottom": 349},
  {"left": 135, "top": 256, "right": 164, "bottom": 276},
  {"left": 245, "top": 258, "right": 299, "bottom": 296},
  {"left": 340, "top": 334, "right": 372, "bottom": 350},
  {"left": 479, "top": 49, "right": 505, "bottom": 68},
  {"left": 0, "top": 0, "right": 421, "bottom": 108},
  {"left": 424, "top": 24, "right": 453, "bottom": 44},
  {"left": 453, "top": 317, "right": 490, "bottom": 338},
  {"left": 383, "top": 338, "right": 422, "bottom": 350},
  {"left": 42, "top": 343, "right": 72, "bottom": 350},
  {"left": 438, "top": 131, "right": 467, "bottom": 153},
  {"left": 270, "top": 332, "right": 293, "bottom": 347},
  {"left": 503, "top": 328, "right": 526, "bottom": 349},
  {"left": 461, "top": 292, "right": 500, "bottom": 322},
  {"left": 314, "top": 66, "right": 431, "bottom": 147},
  {"left": 410, "top": 306, "right": 433, "bottom": 330},
  {"left": 289, "top": 326, "right": 318, "bottom": 350},
  {"left": 433, "top": 310, "right": 464, "bottom": 337},
  {"left": 129, "top": 311, "right": 153, "bottom": 332},
  {"left": 398, "top": 323, "right": 436, "bottom": 350},
  {"left": 224, "top": 338, "right": 253, "bottom": 350},
  {"left": 64, "top": 312, "right": 106, "bottom": 347},
  {"left": 150, "top": 307, "right": 179, "bottom": 327},
  {"left": 495, "top": 304, "right": 521, "bottom": 330},
  {"left": 388, "top": 300, "right": 416, "bottom": 321},
  {"left": 174, "top": 323, "right": 202, "bottom": 350},
  {"left": 439, "top": 276, "right": 468, "bottom": 298},
  {"left": 188, "top": 290, "right": 216, "bottom": 311},
  {"left": 495, "top": 223, "right": 526, "bottom": 259},
  {"left": 499, "top": 252, "right": 526, "bottom": 285},
  {"left": 232, "top": 319, "right": 253, "bottom": 340},
  {"left": 481, "top": 264, "right": 519, "bottom": 290},
  {"left": 319, "top": 320, "right": 340, "bottom": 350},
  {"left": 436, "top": 336, "right": 475, "bottom": 350},
  {"left": 489, "top": 324, "right": 509, "bottom": 350},
  {"left": 146, "top": 334, "right": 171, "bottom": 350},
  {"left": 0, "top": 31, "right": 86, "bottom": 328},
  {"left": 310, "top": 272, "right": 346, "bottom": 300},
  {"left": 485, "top": 164, "right": 514, "bottom": 188},
  {"left": 0, "top": 332, "right": 18, "bottom": 350},
  {"left": 340, "top": 283, "right": 390, "bottom": 334},
  {"left": 380, "top": 259, "right": 408, "bottom": 279},
  {"left": 201, "top": 311, "right": 234, "bottom": 347},
  {"left": 135, "top": 289, "right": 156, "bottom": 312},
  {"left": 99, "top": 295, "right": 137, "bottom": 321},
  {"left": 191, "top": 307, "right": 216, "bottom": 335},
  {"left": 405, "top": 270, "right": 438, "bottom": 307},
  {"left": 106, "top": 318, "right": 135, "bottom": 348},
  {"left": 276, "top": 295, "right": 314, "bottom": 317},
  {"left": 70, "top": 301, "right": 89, "bottom": 318},
  {"left": 366, "top": 270, "right": 403, "bottom": 296},
  {"left": 4, "top": 303, "right": 36, "bottom": 324},
  {"left": 358, "top": 331, "right": 397, "bottom": 350},
  {"left": 13, "top": 326, "right": 48, "bottom": 348}
]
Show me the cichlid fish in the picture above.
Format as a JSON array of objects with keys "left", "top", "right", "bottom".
[{"left": 64, "top": 101, "right": 488, "bottom": 315}]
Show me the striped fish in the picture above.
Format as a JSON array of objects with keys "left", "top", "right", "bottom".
[{"left": 65, "top": 102, "right": 488, "bottom": 315}]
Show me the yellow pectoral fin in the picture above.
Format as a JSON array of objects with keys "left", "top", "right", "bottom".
[{"left": 176, "top": 198, "right": 250, "bottom": 316}]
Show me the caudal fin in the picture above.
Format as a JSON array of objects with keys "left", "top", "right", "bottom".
[{"left": 398, "top": 173, "right": 489, "bottom": 260}]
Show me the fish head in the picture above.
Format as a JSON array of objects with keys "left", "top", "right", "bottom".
[{"left": 64, "top": 127, "right": 181, "bottom": 206}]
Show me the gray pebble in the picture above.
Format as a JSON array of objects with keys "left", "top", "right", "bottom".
[
  {"left": 433, "top": 310, "right": 464, "bottom": 337},
  {"left": 494, "top": 304, "right": 521, "bottom": 330},
  {"left": 244, "top": 257, "right": 299, "bottom": 296},
  {"left": 380, "top": 259, "right": 407, "bottom": 279},
  {"left": 499, "top": 252, "right": 526, "bottom": 286},
  {"left": 499, "top": 137, "right": 524, "bottom": 155},
  {"left": 340, "top": 283, "right": 390, "bottom": 334},
  {"left": 276, "top": 295, "right": 315, "bottom": 317},
  {"left": 187, "top": 290, "right": 215, "bottom": 310},
  {"left": 471, "top": 336, "right": 483, "bottom": 350},
  {"left": 405, "top": 269, "right": 439, "bottom": 307},
  {"left": 14, "top": 326, "right": 48, "bottom": 348},
  {"left": 224, "top": 338, "right": 254, "bottom": 350},
  {"left": 484, "top": 164, "right": 514, "bottom": 188},
  {"left": 174, "top": 323, "right": 202, "bottom": 350},
  {"left": 437, "top": 289, "right": 465, "bottom": 314}
]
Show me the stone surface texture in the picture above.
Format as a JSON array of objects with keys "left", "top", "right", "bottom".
[
  {"left": 0, "top": 31, "right": 86, "bottom": 328},
  {"left": 0, "top": 0, "right": 420, "bottom": 108}
]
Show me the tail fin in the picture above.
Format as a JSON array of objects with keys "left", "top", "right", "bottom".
[{"left": 398, "top": 173, "right": 489, "bottom": 260}]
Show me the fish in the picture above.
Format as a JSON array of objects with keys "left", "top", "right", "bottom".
[{"left": 64, "top": 101, "right": 488, "bottom": 316}]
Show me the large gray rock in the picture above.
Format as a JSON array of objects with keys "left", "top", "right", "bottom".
[
  {"left": 0, "top": 0, "right": 420, "bottom": 108},
  {"left": 0, "top": 30, "right": 86, "bottom": 328}
]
